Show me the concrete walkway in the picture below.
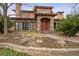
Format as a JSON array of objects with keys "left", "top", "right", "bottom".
[{"left": 41, "top": 34, "right": 79, "bottom": 43}]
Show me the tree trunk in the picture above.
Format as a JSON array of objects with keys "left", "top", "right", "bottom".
[{"left": 3, "top": 4, "right": 8, "bottom": 36}]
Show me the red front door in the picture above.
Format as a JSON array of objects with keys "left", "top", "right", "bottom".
[{"left": 41, "top": 21, "right": 50, "bottom": 31}]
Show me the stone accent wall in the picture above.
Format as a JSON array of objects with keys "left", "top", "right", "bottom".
[
  {"left": 16, "top": 4, "right": 23, "bottom": 31},
  {"left": 50, "top": 17, "right": 54, "bottom": 31},
  {"left": 16, "top": 3, "right": 22, "bottom": 17},
  {"left": 37, "top": 16, "right": 41, "bottom": 32},
  {"left": 37, "top": 16, "right": 54, "bottom": 32}
]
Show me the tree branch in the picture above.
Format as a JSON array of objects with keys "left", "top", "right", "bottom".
[{"left": 7, "top": 3, "right": 13, "bottom": 8}]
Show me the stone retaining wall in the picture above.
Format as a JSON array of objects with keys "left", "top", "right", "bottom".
[{"left": 0, "top": 43, "right": 79, "bottom": 56}]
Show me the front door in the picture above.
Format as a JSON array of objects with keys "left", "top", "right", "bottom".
[{"left": 41, "top": 18, "right": 50, "bottom": 31}]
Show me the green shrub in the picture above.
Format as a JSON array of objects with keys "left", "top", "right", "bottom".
[{"left": 55, "top": 14, "right": 79, "bottom": 36}]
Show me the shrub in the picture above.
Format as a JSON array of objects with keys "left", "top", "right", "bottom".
[{"left": 55, "top": 14, "right": 79, "bottom": 36}]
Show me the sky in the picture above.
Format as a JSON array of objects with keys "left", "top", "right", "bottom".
[{"left": 1, "top": 3, "right": 75, "bottom": 17}]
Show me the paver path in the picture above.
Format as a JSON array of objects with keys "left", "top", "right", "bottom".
[{"left": 41, "top": 34, "right": 79, "bottom": 43}]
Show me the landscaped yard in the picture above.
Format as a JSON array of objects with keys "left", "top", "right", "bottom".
[
  {"left": 20, "top": 37, "right": 79, "bottom": 48},
  {"left": 1, "top": 32, "right": 79, "bottom": 55},
  {"left": 0, "top": 34, "right": 79, "bottom": 48},
  {"left": 0, "top": 48, "right": 30, "bottom": 56}
]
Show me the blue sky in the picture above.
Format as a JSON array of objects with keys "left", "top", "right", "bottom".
[{"left": 7, "top": 3, "right": 74, "bottom": 17}]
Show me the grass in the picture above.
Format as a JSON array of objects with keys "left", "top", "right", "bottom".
[
  {"left": 0, "top": 48, "right": 30, "bottom": 56},
  {"left": 17, "top": 31, "right": 41, "bottom": 38}
]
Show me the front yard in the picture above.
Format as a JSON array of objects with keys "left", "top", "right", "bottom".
[
  {"left": 0, "top": 31, "right": 79, "bottom": 55},
  {"left": 0, "top": 48, "right": 30, "bottom": 56},
  {"left": 0, "top": 31, "right": 79, "bottom": 48}
]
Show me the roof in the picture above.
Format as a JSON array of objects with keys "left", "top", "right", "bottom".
[
  {"left": 57, "top": 11, "right": 64, "bottom": 14},
  {"left": 35, "top": 13, "right": 57, "bottom": 16},
  {"left": 20, "top": 10, "right": 34, "bottom": 13},
  {"left": 9, "top": 17, "right": 36, "bottom": 20},
  {"left": 54, "top": 19, "right": 61, "bottom": 21},
  {"left": 13, "top": 10, "right": 34, "bottom": 13},
  {"left": 34, "top": 6, "right": 53, "bottom": 9}
]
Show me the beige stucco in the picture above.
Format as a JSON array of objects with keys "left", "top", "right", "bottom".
[
  {"left": 36, "top": 9, "right": 52, "bottom": 13},
  {"left": 56, "top": 12, "right": 64, "bottom": 20},
  {"left": 21, "top": 13, "right": 35, "bottom": 18}
]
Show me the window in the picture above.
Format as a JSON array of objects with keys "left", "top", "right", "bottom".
[
  {"left": 22, "top": 20, "right": 37, "bottom": 31},
  {"left": 23, "top": 22, "right": 29, "bottom": 30},
  {"left": 15, "top": 22, "right": 19, "bottom": 30},
  {"left": 15, "top": 22, "right": 22, "bottom": 30}
]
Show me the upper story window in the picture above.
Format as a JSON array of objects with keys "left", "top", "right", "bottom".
[{"left": 37, "top": 9, "right": 51, "bottom": 13}]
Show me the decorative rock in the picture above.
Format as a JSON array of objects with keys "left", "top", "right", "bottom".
[
  {"left": 36, "top": 39, "right": 43, "bottom": 43},
  {"left": 57, "top": 40, "right": 66, "bottom": 47}
]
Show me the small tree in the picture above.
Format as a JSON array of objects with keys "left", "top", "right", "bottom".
[
  {"left": 55, "top": 14, "right": 79, "bottom": 36},
  {"left": 0, "top": 3, "right": 13, "bottom": 36},
  {"left": 0, "top": 16, "right": 13, "bottom": 33}
]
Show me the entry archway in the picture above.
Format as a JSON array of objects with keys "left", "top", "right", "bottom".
[{"left": 41, "top": 18, "right": 50, "bottom": 31}]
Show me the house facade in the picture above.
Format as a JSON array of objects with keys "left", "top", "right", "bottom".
[{"left": 12, "top": 4, "right": 64, "bottom": 32}]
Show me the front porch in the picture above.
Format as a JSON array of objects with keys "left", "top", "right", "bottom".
[
  {"left": 14, "top": 17, "right": 55, "bottom": 32},
  {"left": 15, "top": 19, "right": 37, "bottom": 31}
]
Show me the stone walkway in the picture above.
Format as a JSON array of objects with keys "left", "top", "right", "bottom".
[
  {"left": 42, "top": 34, "right": 79, "bottom": 43},
  {"left": 1, "top": 43, "right": 79, "bottom": 56}
]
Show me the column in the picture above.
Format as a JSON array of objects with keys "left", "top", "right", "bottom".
[
  {"left": 20, "top": 22, "right": 23, "bottom": 31},
  {"left": 56, "top": 22, "right": 59, "bottom": 28},
  {"left": 18, "top": 22, "right": 23, "bottom": 31},
  {"left": 15, "top": 22, "right": 19, "bottom": 30},
  {"left": 37, "top": 17, "right": 41, "bottom": 32},
  {"left": 50, "top": 17, "right": 54, "bottom": 31}
]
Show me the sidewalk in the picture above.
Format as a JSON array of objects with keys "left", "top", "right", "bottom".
[{"left": 42, "top": 34, "right": 79, "bottom": 43}]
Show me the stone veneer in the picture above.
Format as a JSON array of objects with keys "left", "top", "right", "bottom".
[{"left": 37, "top": 16, "right": 54, "bottom": 32}]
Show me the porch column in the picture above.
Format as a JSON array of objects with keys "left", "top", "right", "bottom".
[
  {"left": 37, "top": 17, "right": 41, "bottom": 31},
  {"left": 18, "top": 22, "right": 23, "bottom": 31},
  {"left": 20, "top": 22, "right": 23, "bottom": 31},
  {"left": 50, "top": 17, "right": 54, "bottom": 31}
]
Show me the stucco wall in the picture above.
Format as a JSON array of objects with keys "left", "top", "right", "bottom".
[
  {"left": 21, "top": 13, "right": 35, "bottom": 18},
  {"left": 57, "top": 13, "right": 64, "bottom": 20},
  {"left": 36, "top": 9, "right": 52, "bottom": 13}
]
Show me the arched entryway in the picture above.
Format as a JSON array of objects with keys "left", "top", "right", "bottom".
[{"left": 41, "top": 18, "right": 50, "bottom": 31}]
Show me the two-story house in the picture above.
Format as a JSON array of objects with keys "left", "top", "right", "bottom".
[{"left": 11, "top": 3, "right": 64, "bottom": 32}]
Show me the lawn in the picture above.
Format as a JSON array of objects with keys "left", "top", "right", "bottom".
[
  {"left": 17, "top": 31, "right": 41, "bottom": 38},
  {"left": 0, "top": 48, "right": 30, "bottom": 56}
]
